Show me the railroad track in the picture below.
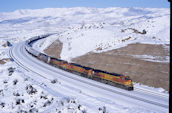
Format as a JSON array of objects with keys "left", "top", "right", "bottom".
[{"left": 8, "top": 42, "right": 169, "bottom": 111}]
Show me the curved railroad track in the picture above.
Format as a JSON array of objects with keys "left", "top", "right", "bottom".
[{"left": 8, "top": 38, "right": 169, "bottom": 113}]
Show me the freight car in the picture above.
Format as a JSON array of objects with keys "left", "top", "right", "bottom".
[
  {"left": 25, "top": 46, "right": 51, "bottom": 63},
  {"left": 26, "top": 46, "right": 40, "bottom": 57},
  {"left": 25, "top": 35, "right": 134, "bottom": 91},
  {"left": 37, "top": 53, "right": 51, "bottom": 63}
]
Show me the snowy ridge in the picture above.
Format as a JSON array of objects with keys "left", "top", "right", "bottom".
[
  {"left": 0, "top": 7, "right": 169, "bottom": 43},
  {"left": 27, "top": 7, "right": 169, "bottom": 61}
]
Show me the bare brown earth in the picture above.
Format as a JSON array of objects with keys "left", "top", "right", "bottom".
[
  {"left": 0, "top": 60, "right": 5, "bottom": 64},
  {"left": 45, "top": 42, "right": 169, "bottom": 91},
  {"left": 0, "top": 58, "right": 10, "bottom": 64},
  {"left": 44, "top": 40, "right": 63, "bottom": 59}
]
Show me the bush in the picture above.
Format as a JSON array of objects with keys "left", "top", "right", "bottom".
[{"left": 26, "top": 85, "right": 37, "bottom": 95}]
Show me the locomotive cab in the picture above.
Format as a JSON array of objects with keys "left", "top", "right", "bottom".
[{"left": 123, "top": 76, "right": 133, "bottom": 90}]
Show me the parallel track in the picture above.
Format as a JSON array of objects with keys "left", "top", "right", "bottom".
[{"left": 9, "top": 42, "right": 169, "bottom": 110}]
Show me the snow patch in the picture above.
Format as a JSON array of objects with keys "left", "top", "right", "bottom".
[{"left": 132, "top": 55, "right": 169, "bottom": 63}]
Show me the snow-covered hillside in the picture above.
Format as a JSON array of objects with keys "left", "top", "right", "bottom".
[
  {"left": 0, "top": 7, "right": 170, "bottom": 113},
  {"left": 28, "top": 7, "right": 169, "bottom": 61},
  {"left": 0, "top": 7, "right": 169, "bottom": 46}
]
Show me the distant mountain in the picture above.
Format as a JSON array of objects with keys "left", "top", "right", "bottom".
[
  {"left": 26, "top": 8, "right": 169, "bottom": 61},
  {"left": 0, "top": 7, "right": 169, "bottom": 42},
  {"left": 0, "top": 7, "right": 170, "bottom": 61}
]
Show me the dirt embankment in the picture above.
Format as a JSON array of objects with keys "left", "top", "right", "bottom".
[
  {"left": 45, "top": 41, "right": 169, "bottom": 91},
  {"left": 44, "top": 40, "right": 63, "bottom": 59}
]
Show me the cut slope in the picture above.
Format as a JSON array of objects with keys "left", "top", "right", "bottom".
[
  {"left": 72, "top": 43, "right": 169, "bottom": 91},
  {"left": 44, "top": 39, "right": 63, "bottom": 59}
]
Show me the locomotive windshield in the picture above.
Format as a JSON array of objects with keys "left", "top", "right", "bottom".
[{"left": 125, "top": 76, "right": 131, "bottom": 80}]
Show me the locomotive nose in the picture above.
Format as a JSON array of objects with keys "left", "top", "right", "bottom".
[{"left": 124, "top": 76, "right": 133, "bottom": 86}]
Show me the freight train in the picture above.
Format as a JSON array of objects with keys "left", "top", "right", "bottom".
[{"left": 25, "top": 35, "right": 134, "bottom": 91}]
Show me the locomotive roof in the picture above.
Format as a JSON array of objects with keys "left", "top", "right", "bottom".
[
  {"left": 93, "top": 69, "right": 122, "bottom": 76},
  {"left": 71, "top": 63, "right": 92, "bottom": 70},
  {"left": 51, "top": 57, "right": 124, "bottom": 77}
]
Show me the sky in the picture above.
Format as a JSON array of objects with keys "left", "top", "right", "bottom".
[{"left": 0, "top": 0, "right": 170, "bottom": 12}]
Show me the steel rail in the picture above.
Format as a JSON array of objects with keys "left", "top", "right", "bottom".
[{"left": 9, "top": 42, "right": 168, "bottom": 109}]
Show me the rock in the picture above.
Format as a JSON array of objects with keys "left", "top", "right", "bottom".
[{"left": 2, "top": 41, "right": 12, "bottom": 47}]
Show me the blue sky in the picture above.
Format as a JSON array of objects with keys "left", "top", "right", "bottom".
[{"left": 0, "top": 0, "right": 170, "bottom": 12}]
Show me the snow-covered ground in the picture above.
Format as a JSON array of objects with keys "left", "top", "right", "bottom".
[
  {"left": 0, "top": 7, "right": 170, "bottom": 112},
  {"left": 0, "top": 62, "right": 91, "bottom": 113},
  {"left": 7, "top": 42, "right": 169, "bottom": 113},
  {"left": 30, "top": 8, "right": 170, "bottom": 61}
]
